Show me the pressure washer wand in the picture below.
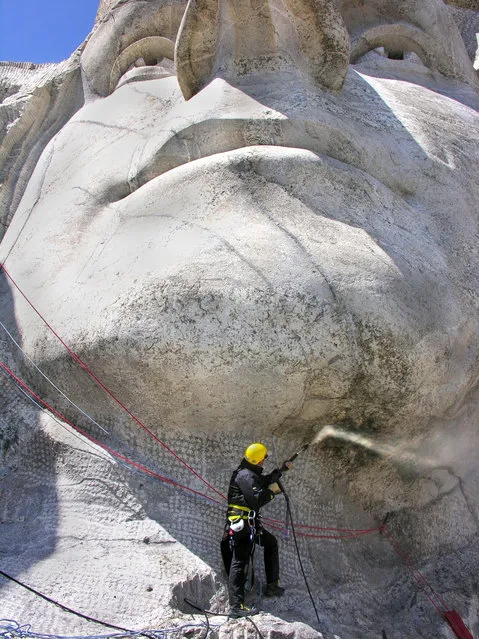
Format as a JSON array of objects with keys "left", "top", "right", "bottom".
[
  {"left": 280, "top": 443, "right": 310, "bottom": 472},
  {"left": 275, "top": 443, "right": 310, "bottom": 494}
]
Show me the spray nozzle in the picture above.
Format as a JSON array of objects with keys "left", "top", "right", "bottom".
[{"left": 281, "top": 443, "right": 310, "bottom": 471}]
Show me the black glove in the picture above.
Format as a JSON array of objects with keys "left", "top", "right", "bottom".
[{"left": 269, "top": 468, "right": 282, "bottom": 483}]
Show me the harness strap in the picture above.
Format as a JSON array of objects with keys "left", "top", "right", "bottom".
[
  {"left": 228, "top": 503, "right": 250, "bottom": 512},
  {"left": 228, "top": 504, "right": 256, "bottom": 521}
]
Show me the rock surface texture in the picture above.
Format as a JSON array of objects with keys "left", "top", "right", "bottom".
[{"left": 0, "top": 1, "right": 478, "bottom": 638}]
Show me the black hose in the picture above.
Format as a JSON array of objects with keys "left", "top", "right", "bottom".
[
  {"left": 245, "top": 616, "right": 265, "bottom": 639},
  {"left": 277, "top": 480, "right": 325, "bottom": 635},
  {"left": 201, "top": 611, "right": 210, "bottom": 639},
  {"left": 0, "top": 569, "right": 135, "bottom": 634},
  {"left": 183, "top": 598, "right": 265, "bottom": 639}
]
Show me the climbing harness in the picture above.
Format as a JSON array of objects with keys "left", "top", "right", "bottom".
[
  {"left": 227, "top": 503, "right": 255, "bottom": 533},
  {"left": 227, "top": 504, "right": 258, "bottom": 542}
]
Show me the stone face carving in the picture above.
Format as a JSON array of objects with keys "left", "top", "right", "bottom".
[
  {"left": 2, "top": 0, "right": 477, "bottom": 440},
  {"left": 340, "top": 0, "right": 478, "bottom": 85},
  {"left": 0, "top": 0, "right": 479, "bottom": 636},
  {"left": 80, "top": 1, "right": 186, "bottom": 98},
  {"left": 176, "top": 0, "right": 350, "bottom": 98}
]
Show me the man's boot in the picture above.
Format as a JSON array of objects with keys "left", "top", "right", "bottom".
[
  {"left": 229, "top": 603, "right": 260, "bottom": 618},
  {"left": 264, "top": 580, "right": 285, "bottom": 597}
]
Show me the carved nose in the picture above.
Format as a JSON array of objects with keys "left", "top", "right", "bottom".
[{"left": 175, "top": 0, "right": 350, "bottom": 100}]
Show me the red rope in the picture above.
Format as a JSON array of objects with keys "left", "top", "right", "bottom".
[
  {"left": 268, "top": 519, "right": 381, "bottom": 540},
  {"left": 265, "top": 516, "right": 381, "bottom": 535},
  {"left": 1, "top": 355, "right": 462, "bottom": 635},
  {"left": 296, "top": 529, "right": 381, "bottom": 540},
  {"left": 0, "top": 357, "right": 382, "bottom": 540},
  {"left": 382, "top": 524, "right": 447, "bottom": 616},
  {"left": 0, "top": 359, "right": 224, "bottom": 508},
  {"left": 0, "top": 263, "right": 388, "bottom": 537},
  {"left": 0, "top": 262, "right": 226, "bottom": 502}
]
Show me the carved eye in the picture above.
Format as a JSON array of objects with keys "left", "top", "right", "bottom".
[
  {"left": 358, "top": 46, "right": 427, "bottom": 68},
  {"left": 350, "top": 24, "right": 435, "bottom": 72},
  {"left": 109, "top": 36, "right": 175, "bottom": 93}
]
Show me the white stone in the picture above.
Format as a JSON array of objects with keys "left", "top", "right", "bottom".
[{"left": 0, "top": 1, "right": 478, "bottom": 637}]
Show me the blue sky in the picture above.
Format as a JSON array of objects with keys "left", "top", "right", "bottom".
[{"left": 0, "top": 0, "right": 101, "bottom": 63}]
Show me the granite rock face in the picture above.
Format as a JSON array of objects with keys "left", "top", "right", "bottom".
[
  {"left": 0, "top": 56, "right": 83, "bottom": 234},
  {"left": 448, "top": 4, "right": 479, "bottom": 65},
  {"left": 0, "top": 1, "right": 478, "bottom": 638}
]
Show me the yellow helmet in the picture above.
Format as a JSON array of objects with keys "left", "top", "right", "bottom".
[{"left": 244, "top": 442, "right": 268, "bottom": 465}]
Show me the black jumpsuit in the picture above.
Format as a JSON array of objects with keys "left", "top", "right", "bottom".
[{"left": 220, "top": 458, "right": 280, "bottom": 608}]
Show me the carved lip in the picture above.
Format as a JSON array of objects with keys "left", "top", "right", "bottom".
[{"left": 117, "top": 109, "right": 397, "bottom": 203}]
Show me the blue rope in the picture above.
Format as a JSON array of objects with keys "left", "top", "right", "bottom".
[{"left": 0, "top": 618, "right": 219, "bottom": 639}]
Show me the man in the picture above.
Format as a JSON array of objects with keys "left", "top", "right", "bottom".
[
  {"left": 221, "top": 442, "right": 285, "bottom": 618},
  {"left": 1, "top": 0, "right": 479, "bottom": 635}
]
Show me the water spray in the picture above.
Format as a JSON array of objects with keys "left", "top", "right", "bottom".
[
  {"left": 277, "top": 423, "right": 430, "bottom": 479},
  {"left": 278, "top": 423, "right": 428, "bottom": 475},
  {"left": 274, "top": 424, "right": 432, "bottom": 637},
  {"left": 276, "top": 427, "right": 473, "bottom": 639},
  {"left": 310, "top": 424, "right": 437, "bottom": 470}
]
